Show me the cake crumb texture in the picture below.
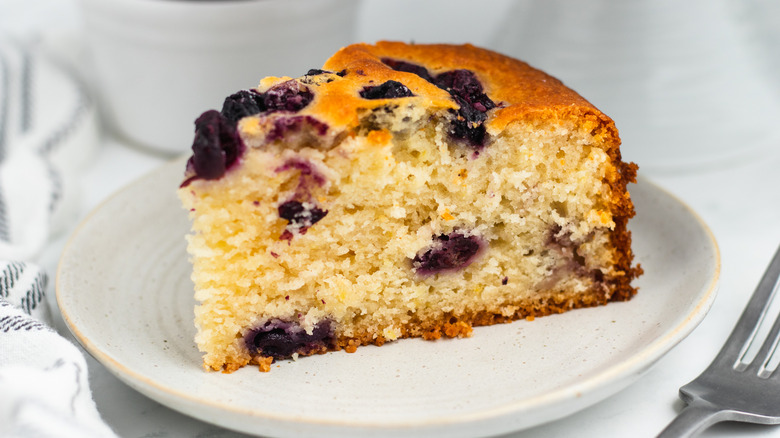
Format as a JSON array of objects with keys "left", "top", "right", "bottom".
[{"left": 178, "top": 41, "right": 641, "bottom": 372}]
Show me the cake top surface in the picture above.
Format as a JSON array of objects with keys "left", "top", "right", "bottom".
[
  {"left": 324, "top": 42, "right": 610, "bottom": 128},
  {"left": 253, "top": 41, "right": 618, "bottom": 138},
  {"left": 183, "top": 41, "right": 623, "bottom": 184}
]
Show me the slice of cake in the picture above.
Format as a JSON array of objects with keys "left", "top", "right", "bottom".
[{"left": 178, "top": 42, "right": 641, "bottom": 372}]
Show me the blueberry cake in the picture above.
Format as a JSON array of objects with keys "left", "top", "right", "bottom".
[{"left": 178, "top": 42, "right": 641, "bottom": 372}]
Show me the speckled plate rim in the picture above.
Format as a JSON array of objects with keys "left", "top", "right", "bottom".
[{"left": 56, "top": 158, "right": 720, "bottom": 438}]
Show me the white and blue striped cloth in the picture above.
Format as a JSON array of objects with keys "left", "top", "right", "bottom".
[{"left": 0, "top": 37, "right": 116, "bottom": 438}]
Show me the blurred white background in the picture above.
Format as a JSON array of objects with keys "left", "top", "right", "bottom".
[{"left": 3, "top": 0, "right": 779, "bottom": 172}]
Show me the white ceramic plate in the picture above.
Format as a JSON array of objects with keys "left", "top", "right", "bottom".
[{"left": 57, "top": 158, "right": 719, "bottom": 438}]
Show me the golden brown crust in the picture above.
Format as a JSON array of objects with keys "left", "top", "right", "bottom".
[
  {"left": 337, "top": 286, "right": 611, "bottom": 348},
  {"left": 604, "top": 156, "right": 643, "bottom": 302},
  {"left": 253, "top": 42, "right": 618, "bottom": 143},
  {"left": 320, "top": 42, "right": 616, "bottom": 135},
  {"left": 238, "top": 287, "right": 616, "bottom": 373}
]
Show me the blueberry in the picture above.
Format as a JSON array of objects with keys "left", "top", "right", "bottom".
[
  {"left": 246, "top": 320, "right": 333, "bottom": 359},
  {"left": 184, "top": 80, "right": 316, "bottom": 183},
  {"left": 447, "top": 96, "right": 489, "bottom": 146},
  {"left": 221, "top": 89, "right": 266, "bottom": 123},
  {"left": 433, "top": 69, "right": 495, "bottom": 112},
  {"left": 266, "top": 115, "right": 329, "bottom": 142},
  {"left": 434, "top": 70, "right": 495, "bottom": 148},
  {"left": 252, "top": 328, "right": 297, "bottom": 358},
  {"left": 278, "top": 200, "right": 328, "bottom": 240},
  {"left": 186, "top": 110, "right": 244, "bottom": 180},
  {"left": 380, "top": 59, "right": 495, "bottom": 149},
  {"left": 278, "top": 200, "right": 328, "bottom": 225},
  {"left": 412, "top": 231, "right": 483, "bottom": 275},
  {"left": 220, "top": 81, "right": 313, "bottom": 124},
  {"left": 274, "top": 163, "right": 328, "bottom": 238},
  {"left": 304, "top": 68, "right": 346, "bottom": 77},
  {"left": 263, "top": 80, "right": 314, "bottom": 113},
  {"left": 275, "top": 158, "right": 326, "bottom": 187},
  {"left": 381, "top": 58, "right": 435, "bottom": 82},
  {"left": 360, "top": 80, "right": 415, "bottom": 99}
]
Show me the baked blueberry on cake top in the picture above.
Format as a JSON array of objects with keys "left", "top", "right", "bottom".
[{"left": 178, "top": 41, "right": 641, "bottom": 372}]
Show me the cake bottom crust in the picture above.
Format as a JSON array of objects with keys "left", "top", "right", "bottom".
[{"left": 220, "top": 282, "right": 638, "bottom": 373}]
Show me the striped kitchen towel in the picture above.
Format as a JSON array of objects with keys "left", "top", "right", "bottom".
[
  {"left": 0, "top": 37, "right": 115, "bottom": 438},
  {"left": 0, "top": 37, "right": 98, "bottom": 261},
  {"left": 0, "top": 260, "right": 50, "bottom": 324},
  {"left": 0, "top": 284, "right": 116, "bottom": 438}
]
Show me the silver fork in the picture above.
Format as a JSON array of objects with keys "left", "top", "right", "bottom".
[{"left": 657, "top": 243, "right": 780, "bottom": 437}]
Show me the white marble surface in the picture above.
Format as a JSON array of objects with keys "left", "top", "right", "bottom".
[{"left": 7, "top": 0, "right": 780, "bottom": 437}]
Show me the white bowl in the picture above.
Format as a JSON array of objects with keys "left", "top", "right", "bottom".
[{"left": 80, "top": 0, "right": 358, "bottom": 155}]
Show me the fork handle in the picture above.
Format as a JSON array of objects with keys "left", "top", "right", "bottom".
[{"left": 656, "top": 404, "right": 727, "bottom": 438}]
